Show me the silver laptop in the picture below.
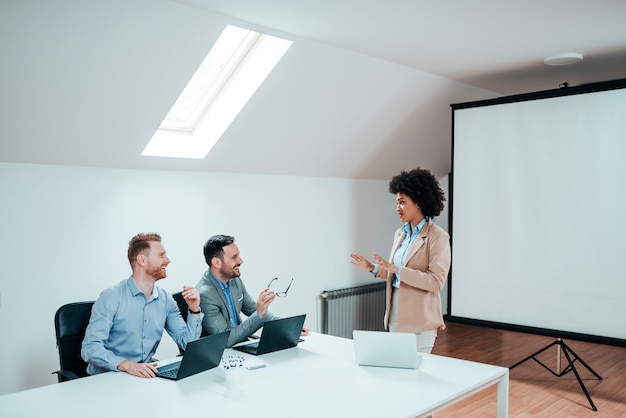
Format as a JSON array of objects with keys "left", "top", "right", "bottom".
[
  {"left": 156, "top": 331, "right": 229, "bottom": 380},
  {"left": 352, "top": 330, "right": 422, "bottom": 369}
]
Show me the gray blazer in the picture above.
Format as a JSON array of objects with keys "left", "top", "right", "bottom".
[{"left": 196, "top": 270, "right": 279, "bottom": 347}]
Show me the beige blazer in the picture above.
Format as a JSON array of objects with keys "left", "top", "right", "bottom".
[{"left": 376, "top": 220, "right": 451, "bottom": 333}]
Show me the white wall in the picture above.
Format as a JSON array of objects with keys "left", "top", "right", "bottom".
[
  {"left": 0, "top": 162, "right": 403, "bottom": 395},
  {"left": 438, "top": 173, "right": 450, "bottom": 315}
]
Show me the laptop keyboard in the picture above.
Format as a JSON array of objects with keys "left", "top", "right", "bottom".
[{"left": 157, "top": 366, "right": 179, "bottom": 378}]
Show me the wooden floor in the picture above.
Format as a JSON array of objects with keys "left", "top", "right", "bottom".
[{"left": 430, "top": 322, "right": 626, "bottom": 417}]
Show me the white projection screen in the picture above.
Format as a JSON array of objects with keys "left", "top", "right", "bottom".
[{"left": 449, "top": 79, "right": 626, "bottom": 347}]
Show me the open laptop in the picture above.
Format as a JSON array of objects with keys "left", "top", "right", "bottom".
[
  {"left": 156, "top": 331, "right": 229, "bottom": 380},
  {"left": 233, "top": 314, "right": 306, "bottom": 356},
  {"left": 352, "top": 330, "right": 422, "bottom": 369}
]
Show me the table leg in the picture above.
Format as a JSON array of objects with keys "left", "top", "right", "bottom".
[{"left": 497, "top": 371, "right": 509, "bottom": 418}]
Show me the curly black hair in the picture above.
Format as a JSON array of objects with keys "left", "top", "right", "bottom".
[{"left": 389, "top": 168, "right": 446, "bottom": 218}]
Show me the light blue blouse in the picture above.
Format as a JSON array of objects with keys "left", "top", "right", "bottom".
[{"left": 391, "top": 217, "right": 427, "bottom": 288}]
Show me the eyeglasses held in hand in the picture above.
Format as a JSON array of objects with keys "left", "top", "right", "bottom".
[{"left": 267, "top": 277, "right": 293, "bottom": 298}]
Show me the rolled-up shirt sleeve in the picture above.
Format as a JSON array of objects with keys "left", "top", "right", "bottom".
[{"left": 165, "top": 295, "right": 203, "bottom": 350}]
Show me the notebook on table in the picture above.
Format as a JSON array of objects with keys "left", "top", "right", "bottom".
[
  {"left": 233, "top": 314, "right": 306, "bottom": 356},
  {"left": 352, "top": 330, "right": 422, "bottom": 369},
  {"left": 156, "top": 331, "right": 229, "bottom": 380}
]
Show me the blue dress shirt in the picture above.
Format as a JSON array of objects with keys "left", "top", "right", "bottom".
[
  {"left": 81, "top": 277, "right": 203, "bottom": 375},
  {"left": 213, "top": 275, "right": 240, "bottom": 327},
  {"left": 391, "top": 217, "right": 428, "bottom": 288}
]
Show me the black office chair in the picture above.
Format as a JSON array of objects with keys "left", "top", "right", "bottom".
[
  {"left": 172, "top": 291, "right": 189, "bottom": 323},
  {"left": 171, "top": 291, "right": 208, "bottom": 354},
  {"left": 172, "top": 291, "right": 191, "bottom": 354},
  {"left": 52, "top": 301, "right": 94, "bottom": 382}
]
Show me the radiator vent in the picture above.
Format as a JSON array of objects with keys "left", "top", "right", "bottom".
[{"left": 319, "top": 282, "right": 386, "bottom": 338}]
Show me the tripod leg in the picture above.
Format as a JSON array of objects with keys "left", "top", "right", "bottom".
[
  {"left": 560, "top": 345, "right": 598, "bottom": 411},
  {"left": 560, "top": 341, "right": 603, "bottom": 380},
  {"left": 509, "top": 340, "right": 558, "bottom": 369},
  {"left": 511, "top": 339, "right": 602, "bottom": 412}
]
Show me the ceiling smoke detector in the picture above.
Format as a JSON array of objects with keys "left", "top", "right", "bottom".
[{"left": 544, "top": 53, "right": 583, "bottom": 66}]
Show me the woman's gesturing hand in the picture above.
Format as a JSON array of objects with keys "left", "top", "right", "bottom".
[
  {"left": 350, "top": 253, "right": 374, "bottom": 272},
  {"left": 371, "top": 252, "right": 399, "bottom": 274}
]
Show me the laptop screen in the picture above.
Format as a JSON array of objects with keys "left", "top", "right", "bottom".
[{"left": 353, "top": 330, "right": 421, "bottom": 369}]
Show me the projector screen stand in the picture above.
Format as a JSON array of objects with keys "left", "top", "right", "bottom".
[{"left": 509, "top": 338, "right": 602, "bottom": 411}]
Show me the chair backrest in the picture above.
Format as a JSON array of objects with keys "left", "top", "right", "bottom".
[
  {"left": 171, "top": 291, "right": 190, "bottom": 354},
  {"left": 53, "top": 301, "right": 94, "bottom": 382},
  {"left": 172, "top": 291, "right": 189, "bottom": 323},
  {"left": 171, "top": 291, "right": 208, "bottom": 353}
]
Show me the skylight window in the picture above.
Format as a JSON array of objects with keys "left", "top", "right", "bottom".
[{"left": 142, "top": 25, "right": 292, "bottom": 159}]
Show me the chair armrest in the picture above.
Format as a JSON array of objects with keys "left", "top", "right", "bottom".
[{"left": 52, "top": 369, "right": 79, "bottom": 382}]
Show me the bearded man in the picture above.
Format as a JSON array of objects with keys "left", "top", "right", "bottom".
[{"left": 82, "top": 233, "right": 203, "bottom": 377}]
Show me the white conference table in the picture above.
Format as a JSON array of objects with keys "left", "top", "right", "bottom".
[{"left": 0, "top": 332, "right": 508, "bottom": 418}]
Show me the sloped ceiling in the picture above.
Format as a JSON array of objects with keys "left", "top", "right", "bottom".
[{"left": 1, "top": 0, "right": 625, "bottom": 180}]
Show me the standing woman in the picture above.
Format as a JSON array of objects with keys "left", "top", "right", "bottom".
[{"left": 350, "top": 167, "right": 451, "bottom": 353}]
